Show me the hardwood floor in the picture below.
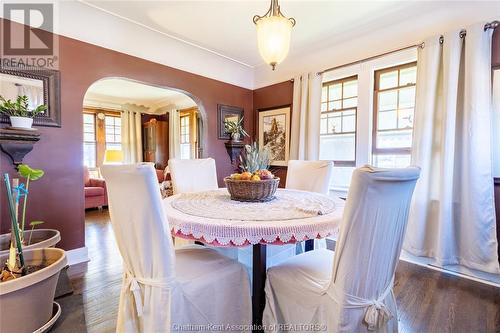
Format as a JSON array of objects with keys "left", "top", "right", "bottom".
[{"left": 68, "top": 209, "right": 500, "bottom": 333}]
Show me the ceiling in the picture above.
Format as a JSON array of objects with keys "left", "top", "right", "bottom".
[
  {"left": 82, "top": 1, "right": 441, "bottom": 68},
  {"left": 84, "top": 78, "right": 197, "bottom": 112}
]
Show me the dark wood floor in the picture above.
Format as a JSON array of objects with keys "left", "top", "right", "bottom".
[{"left": 68, "top": 209, "right": 500, "bottom": 333}]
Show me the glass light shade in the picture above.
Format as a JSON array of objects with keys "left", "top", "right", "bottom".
[{"left": 256, "top": 15, "right": 293, "bottom": 70}]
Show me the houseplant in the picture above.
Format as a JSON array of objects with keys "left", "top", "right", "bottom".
[
  {"left": 0, "top": 95, "right": 47, "bottom": 129},
  {"left": 0, "top": 173, "right": 66, "bottom": 332},
  {"left": 224, "top": 116, "right": 249, "bottom": 142},
  {"left": 224, "top": 142, "right": 279, "bottom": 202},
  {"left": 0, "top": 164, "right": 60, "bottom": 256}
]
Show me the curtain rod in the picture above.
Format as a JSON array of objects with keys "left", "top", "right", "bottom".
[{"left": 316, "top": 19, "right": 499, "bottom": 76}]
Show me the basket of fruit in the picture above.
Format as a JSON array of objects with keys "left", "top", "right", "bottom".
[{"left": 224, "top": 142, "right": 279, "bottom": 202}]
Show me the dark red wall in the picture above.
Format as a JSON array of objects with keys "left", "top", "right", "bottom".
[
  {"left": 253, "top": 81, "right": 294, "bottom": 187},
  {"left": 0, "top": 20, "right": 253, "bottom": 250},
  {"left": 493, "top": 28, "right": 500, "bottom": 68}
]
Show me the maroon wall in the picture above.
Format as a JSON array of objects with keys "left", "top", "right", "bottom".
[
  {"left": 253, "top": 81, "right": 294, "bottom": 187},
  {"left": 0, "top": 21, "right": 253, "bottom": 250},
  {"left": 493, "top": 28, "right": 500, "bottom": 68}
]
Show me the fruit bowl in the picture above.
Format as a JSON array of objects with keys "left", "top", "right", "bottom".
[{"left": 224, "top": 176, "right": 280, "bottom": 202}]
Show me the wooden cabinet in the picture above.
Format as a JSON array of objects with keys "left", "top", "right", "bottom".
[{"left": 143, "top": 119, "right": 169, "bottom": 169}]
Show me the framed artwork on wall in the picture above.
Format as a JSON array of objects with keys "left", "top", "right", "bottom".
[
  {"left": 217, "top": 104, "right": 244, "bottom": 140},
  {"left": 258, "top": 106, "right": 290, "bottom": 166}
]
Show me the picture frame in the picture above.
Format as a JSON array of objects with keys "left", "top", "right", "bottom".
[
  {"left": 217, "top": 104, "right": 244, "bottom": 140},
  {"left": 0, "top": 64, "right": 61, "bottom": 127},
  {"left": 258, "top": 106, "right": 290, "bottom": 166}
]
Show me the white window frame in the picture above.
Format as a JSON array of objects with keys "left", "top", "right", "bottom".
[{"left": 321, "top": 48, "right": 417, "bottom": 196}]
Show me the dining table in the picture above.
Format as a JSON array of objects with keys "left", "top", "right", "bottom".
[{"left": 164, "top": 188, "right": 345, "bottom": 331}]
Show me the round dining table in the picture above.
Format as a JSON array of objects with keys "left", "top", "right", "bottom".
[{"left": 164, "top": 188, "right": 345, "bottom": 331}]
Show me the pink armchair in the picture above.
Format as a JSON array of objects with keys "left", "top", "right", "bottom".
[{"left": 84, "top": 167, "right": 108, "bottom": 209}]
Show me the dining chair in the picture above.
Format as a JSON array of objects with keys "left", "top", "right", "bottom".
[
  {"left": 263, "top": 166, "right": 420, "bottom": 333},
  {"left": 168, "top": 158, "right": 219, "bottom": 248},
  {"left": 168, "top": 158, "right": 218, "bottom": 194},
  {"left": 286, "top": 160, "right": 334, "bottom": 252},
  {"left": 285, "top": 160, "right": 334, "bottom": 195},
  {"left": 101, "top": 164, "right": 251, "bottom": 333}
]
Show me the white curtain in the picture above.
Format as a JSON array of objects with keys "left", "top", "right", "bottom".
[
  {"left": 290, "top": 72, "right": 323, "bottom": 160},
  {"left": 18, "top": 84, "right": 43, "bottom": 110},
  {"left": 404, "top": 23, "right": 500, "bottom": 274},
  {"left": 121, "top": 108, "right": 143, "bottom": 164},
  {"left": 169, "top": 109, "right": 180, "bottom": 160}
]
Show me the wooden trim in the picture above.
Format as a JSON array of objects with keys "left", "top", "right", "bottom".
[{"left": 372, "top": 62, "right": 417, "bottom": 156}]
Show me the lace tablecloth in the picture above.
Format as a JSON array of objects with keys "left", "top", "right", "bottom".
[{"left": 164, "top": 188, "right": 345, "bottom": 246}]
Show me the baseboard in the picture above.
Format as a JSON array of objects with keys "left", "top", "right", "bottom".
[
  {"left": 66, "top": 246, "right": 90, "bottom": 266},
  {"left": 400, "top": 250, "right": 500, "bottom": 288}
]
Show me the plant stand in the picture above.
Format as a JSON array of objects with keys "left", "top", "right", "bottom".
[
  {"left": 224, "top": 141, "right": 245, "bottom": 171},
  {"left": 0, "top": 128, "right": 40, "bottom": 169}
]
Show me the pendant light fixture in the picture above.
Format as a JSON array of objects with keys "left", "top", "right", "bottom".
[{"left": 253, "top": 0, "right": 296, "bottom": 70}]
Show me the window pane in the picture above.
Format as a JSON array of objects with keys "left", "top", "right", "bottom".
[
  {"left": 343, "top": 80, "right": 357, "bottom": 98},
  {"left": 377, "top": 129, "right": 412, "bottom": 149},
  {"left": 329, "top": 116, "right": 342, "bottom": 133},
  {"left": 106, "top": 143, "right": 121, "bottom": 151},
  {"left": 373, "top": 154, "right": 411, "bottom": 168},
  {"left": 399, "top": 66, "right": 417, "bottom": 85},
  {"left": 343, "top": 97, "right": 357, "bottom": 108},
  {"left": 342, "top": 113, "right": 355, "bottom": 132},
  {"left": 379, "top": 70, "right": 398, "bottom": 89},
  {"left": 378, "top": 90, "right": 398, "bottom": 111},
  {"left": 83, "top": 142, "right": 96, "bottom": 168},
  {"left": 329, "top": 100, "right": 342, "bottom": 111},
  {"left": 83, "top": 114, "right": 94, "bottom": 123},
  {"left": 320, "top": 117, "right": 327, "bottom": 134},
  {"left": 321, "top": 102, "right": 327, "bottom": 112},
  {"left": 329, "top": 84, "right": 342, "bottom": 100},
  {"left": 329, "top": 166, "right": 355, "bottom": 189},
  {"left": 319, "top": 133, "right": 355, "bottom": 161},
  {"left": 378, "top": 110, "right": 397, "bottom": 130},
  {"left": 321, "top": 86, "right": 328, "bottom": 102},
  {"left": 399, "top": 86, "right": 416, "bottom": 108},
  {"left": 84, "top": 132, "right": 94, "bottom": 142},
  {"left": 398, "top": 108, "right": 414, "bottom": 129}
]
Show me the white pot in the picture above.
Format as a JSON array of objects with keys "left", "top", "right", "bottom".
[{"left": 9, "top": 116, "right": 33, "bottom": 129}]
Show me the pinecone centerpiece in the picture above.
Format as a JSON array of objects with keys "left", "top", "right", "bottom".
[{"left": 224, "top": 142, "right": 280, "bottom": 202}]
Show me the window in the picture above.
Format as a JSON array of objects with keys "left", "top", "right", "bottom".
[
  {"left": 180, "top": 115, "right": 191, "bottom": 159},
  {"left": 319, "top": 76, "right": 357, "bottom": 189},
  {"left": 83, "top": 113, "right": 96, "bottom": 168},
  {"left": 105, "top": 115, "right": 121, "bottom": 151},
  {"left": 373, "top": 62, "right": 417, "bottom": 167}
]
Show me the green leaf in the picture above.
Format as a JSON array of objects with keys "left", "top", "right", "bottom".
[
  {"left": 29, "top": 221, "right": 44, "bottom": 227},
  {"left": 18, "top": 164, "right": 45, "bottom": 181}
]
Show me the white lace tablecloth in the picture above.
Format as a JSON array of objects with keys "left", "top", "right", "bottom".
[{"left": 164, "top": 188, "right": 345, "bottom": 246}]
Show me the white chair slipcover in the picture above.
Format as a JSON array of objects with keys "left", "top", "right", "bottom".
[
  {"left": 285, "top": 160, "right": 334, "bottom": 195},
  {"left": 168, "top": 158, "right": 218, "bottom": 195},
  {"left": 263, "top": 166, "right": 420, "bottom": 333},
  {"left": 101, "top": 164, "right": 251, "bottom": 333},
  {"left": 286, "top": 160, "right": 334, "bottom": 252},
  {"left": 168, "top": 158, "right": 219, "bottom": 247}
]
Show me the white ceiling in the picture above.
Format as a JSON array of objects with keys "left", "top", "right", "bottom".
[
  {"left": 16, "top": 1, "right": 499, "bottom": 89},
  {"left": 82, "top": 1, "right": 433, "bottom": 68},
  {"left": 84, "top": 78, "right": 197, "bottom": 112}
]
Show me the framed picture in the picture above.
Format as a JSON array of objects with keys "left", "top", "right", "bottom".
[
  {"left": 258, "top": 106, "right": 290, "bottom": 166},
  {"left": 217, "top": 104, "right": 244, "bottom": 140}
]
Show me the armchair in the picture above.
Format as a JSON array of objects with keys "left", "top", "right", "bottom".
[{"left": 84, "top": 166, "right": 108, "bottom": 209}]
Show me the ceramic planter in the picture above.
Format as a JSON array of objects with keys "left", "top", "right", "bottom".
[
  {"left": 0, "top": 248, "right": 67, "bottom": 333},
  {"left": 9, "top": 116, "right": 33, "bottom": 129},
  {"left": 0, "top": 229, "right": 61, "bottom": 256}
]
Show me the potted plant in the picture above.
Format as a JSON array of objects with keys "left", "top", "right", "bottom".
[
  {"left": 224, "top": 142, "right": 279, "bottom": 202},
  {"left": 0, "top": 164, "right": 60, "bottom": 256},
  {"left": 224, "top": 116, "right": 249, "bottom": 142},
  {"left": 0, "top": 95, "right": 47, "bottom": 129},
  {"left": 0, "top": 173, "right": 66, "bottom": 332}
]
